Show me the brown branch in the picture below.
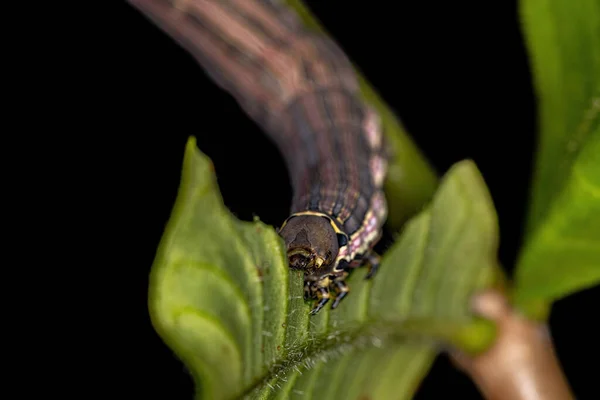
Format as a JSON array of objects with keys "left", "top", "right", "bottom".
[{"left": 450, "top": 290, "right": 574, "bottom": 400}]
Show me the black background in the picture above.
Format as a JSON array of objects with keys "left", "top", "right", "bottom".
[{"left": 117, "top": 1, "right": 598, "bottom": 398}]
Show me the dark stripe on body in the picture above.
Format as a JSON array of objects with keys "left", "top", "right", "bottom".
[{"left": 315, "top": 88, "right": 344, "bottom": 215}]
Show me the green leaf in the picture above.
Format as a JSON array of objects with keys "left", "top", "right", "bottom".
[
  {"left": 513, "top": 0, "right": 600, "bottom": 316},
  {"left": 150, "top": 137, "right": 499, "bottom": 400},
  {"left": 283, "top": 0, "right": 439, "bottom": 230}
]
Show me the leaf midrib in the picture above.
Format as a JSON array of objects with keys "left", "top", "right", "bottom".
[{"left": 240, "top": 318, "right": 451, "bottom": 398}]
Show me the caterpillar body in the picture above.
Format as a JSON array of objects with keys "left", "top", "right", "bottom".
[{"left": 129, "top": 0, "right": 389, "bottom": 314}]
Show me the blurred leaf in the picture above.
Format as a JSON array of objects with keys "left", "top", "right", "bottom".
[
  {"left": 514, "top": 0, "right": 600, "bottom": 316},
  {"left": 150, "top": 138, "right": 498, "bottom": 400},
  {"left": 284, "top": 0, "right": 439, "bottom": 230}
]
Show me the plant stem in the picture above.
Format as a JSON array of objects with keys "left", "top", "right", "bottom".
[{"left": 450, "top": 290, "right": 574, "bottom": 400}]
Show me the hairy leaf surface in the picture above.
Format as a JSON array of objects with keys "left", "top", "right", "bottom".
[{"left": 149, "top": 138, "right": 498, "bottom": 400}]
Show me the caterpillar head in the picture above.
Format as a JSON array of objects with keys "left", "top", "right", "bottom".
[{"left": 279, "top": 214, "right": 348, "bottom": 275}]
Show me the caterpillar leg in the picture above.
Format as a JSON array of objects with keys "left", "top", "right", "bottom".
[
  {"left": 309, "top": 287, "right": 331, "bottom": 315},
  {"left": 331, "top": 274, "right": 350, "bottom": 310},
  {"left": 364, "top": 252, "right": 381, "bottom": 280}
]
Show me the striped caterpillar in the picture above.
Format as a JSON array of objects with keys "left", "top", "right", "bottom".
[{"left": 129, "top": 0, "right": 389, "bottom": 315}]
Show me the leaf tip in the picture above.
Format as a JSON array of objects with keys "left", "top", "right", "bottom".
[
  {"left": 441, "top": 158, "right": 487, "bottom": 190},
  {"left": 450, "top": 158, "right": 478, "bottom": 173}
]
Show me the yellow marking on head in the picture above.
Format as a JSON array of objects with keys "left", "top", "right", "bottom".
[
  {"left": 280, "top": 210, "right": 346, "bottom": 236},
  {"left": 288, "top": 248, "right": 311, "bottom": 257}
]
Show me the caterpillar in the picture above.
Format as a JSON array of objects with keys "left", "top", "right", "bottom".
[{"left": 128, "top": 0, "right": 389, "bottom": 315}]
